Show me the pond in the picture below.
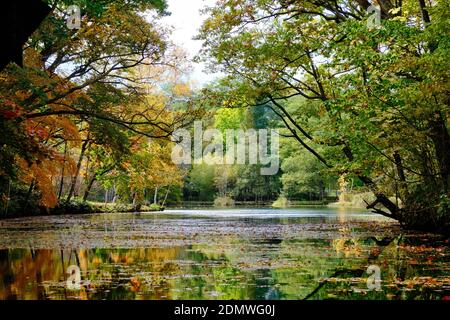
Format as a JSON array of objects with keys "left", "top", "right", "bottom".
[{"left": 0, "top": 207, "right": 449, "bottom": 300}]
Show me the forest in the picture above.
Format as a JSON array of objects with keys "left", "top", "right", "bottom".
[
  {"left": 0, "top": 0, "right": 449, "bottom": 236},
  {"left": 1, "top": 0, "right": 450, "bottom": 305}
]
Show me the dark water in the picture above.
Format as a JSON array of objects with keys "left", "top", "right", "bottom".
[{"left": 0, "top": 207, "right": 449, "bottom": 300}]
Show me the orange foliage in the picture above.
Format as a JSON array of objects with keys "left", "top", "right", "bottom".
[{"left": 16, "top": 153, "right": 77, "bottom": 208}]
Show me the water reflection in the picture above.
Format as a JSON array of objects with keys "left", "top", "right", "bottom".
[{"left": 0, "top": 208, "right": 449, "bottom": 300}]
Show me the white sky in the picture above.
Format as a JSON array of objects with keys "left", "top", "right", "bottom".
[{"left": 160, "top": 0, "right": 219, "bottom": 87}]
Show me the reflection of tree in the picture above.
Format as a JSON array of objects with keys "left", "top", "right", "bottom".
[
  {"left": 301, "top": 234, "right": 449, "bottom": 300},
  {"left": 0, "top": 247, "right": 184, "bottom": 300},
  {"left": 333, "top": 238, "right": 361, "bottom": 257},
  {"left": 0, "top": 232, "right": 448, "bottom": 300},
  {"left": 303, "top": 236, "right": 396, "bottom": 300},
  {"left": 0, "top": 249, "right": 60, "bottom": 299}
]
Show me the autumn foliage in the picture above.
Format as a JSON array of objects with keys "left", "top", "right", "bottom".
[{"left": 0, "top": 0, "right": 201, "bottom": 212}]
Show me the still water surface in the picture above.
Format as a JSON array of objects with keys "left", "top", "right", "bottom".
[{"left": 0, "top": 207, "right": 449, "bottom": 300}]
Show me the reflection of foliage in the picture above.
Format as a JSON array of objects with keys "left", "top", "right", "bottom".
[
  {"left": 333, "top": 238, "right": 362, "bottom": 258},
  {"left": 333, "top": 228, "right": 363, "bottom": 258},
  {"left": 0, "top": 223, "right": 449, "bottom": 300}
]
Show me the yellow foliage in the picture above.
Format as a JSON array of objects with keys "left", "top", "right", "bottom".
[
  {"left": 23, "top": 48, "right": 44, "bottom": 69},
  {"left": 172, "top": 83, "right": 192, "bottom": 97}
]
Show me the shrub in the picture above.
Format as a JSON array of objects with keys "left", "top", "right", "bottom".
[
  {"left": 272, "top": 196, "right": 289, "bottom": 208},
  {"left": 148, "top": 203, "right": 161, "bottom": 211},
  {"left": 214, "top": 196, "right": 235, "bottom": 207}
]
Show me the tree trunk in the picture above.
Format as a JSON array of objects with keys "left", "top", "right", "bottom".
[
  {"left": 23, "top": 179, "right": 35, "bottom": 212},
  {"left": 4, "top": 179, "right": 11, "bottom": 216},
  {"left": 58, "top": 141, "right": 67, "bottom": 200},
  {"left": 393, "top": 151, "right": 409, "bottom": 199},
  {"left": 82, "top": 166, "right": 113, "bottom": 202},
  {"left": 417, "top": 0, "right": 431, "bottom": 24},
  {"left": 342, "top": 143, "right": 401, "bottom": 219},
  {"left": 358, "top": 175, "right": 401, "bottom": 220},
  {"left": 153, "top": 187, "right": 158, "bottom": 204},
  {"left": 112, "top": 183, "right": 118, "bottom": 203},
  {"left": 82, "top": 175, "right": 96, "bottom": 202},
  {"left": 162, "top": 187, "right": 170, "bottom": 207},
  {"left": 66, "top": 139, "right": 89, "bottom": 203},
  {"left": 429, "top": 113, "right": 450, "bottom": 192}
]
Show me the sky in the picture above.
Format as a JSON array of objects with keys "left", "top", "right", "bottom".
[{"left": 160, "top": 0, "right": 219, "bottom": 87}]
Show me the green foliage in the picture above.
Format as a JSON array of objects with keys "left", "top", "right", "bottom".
[
  {"left": 213, "top": 196, "right": 235, "bottom": 207},
  {"left": 184, "top": 103, "right": 282, "bottom": 203},
  {"left": 149, "top": 203, "right": 162, "bottom": 211},
  {"left": 185, "top": 163, "right": 217, "bottom": 201},
  {"left": 214, "top": 108, "right": 247, "bottom": 133},
  {"left": 197, "top": 0, "right": 450, "bottom": 232},
  {"left": 280, "top": 143, "right": 331, "bottom": 200},
  {"left": 272, "top": 195, "right": 289, "bottom": 208},
  {"left": 43, "top": 0, "right": 169, "bottom": 16}
]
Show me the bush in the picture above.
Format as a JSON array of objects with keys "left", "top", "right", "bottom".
[
  {"left": 272, "top": 196, "right": 289, "bottom": 208},
  {"left": 148, "top": 203, "right": 162, "bottom": 211},
  {"left": 51, "top": 200, "right": 93, "bottom": 215},
  {"left": 214, "top": 196, "right": 235, "bottom": 207},
  {"left": 112, "top": 203, "right": 129, "bottom": 213},
  {"left": 328, "top": 191, "right": 375, "bottom": 208}
]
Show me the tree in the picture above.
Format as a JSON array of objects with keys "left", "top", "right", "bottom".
[
  {"left": 280, "top": 139, "right": 332, "bottom": 201},
  {"left": 185, "top": 163, "right": 216, "bottom": 202},
  {"left": 198, "top": 0, "right": 450, "bottom": 233},
  {"left": 0, "top": 0, "right": 203, "bottom": 212}
]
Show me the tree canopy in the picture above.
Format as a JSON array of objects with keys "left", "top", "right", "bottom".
[
  {"left": 197, "top": 0, "right": 450, "bottom": 232},
  {"left": 0, "top": 0, "right": 202, "bottom": 211}
]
